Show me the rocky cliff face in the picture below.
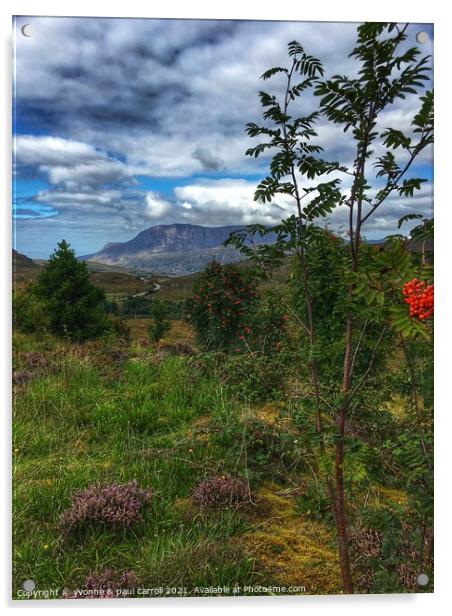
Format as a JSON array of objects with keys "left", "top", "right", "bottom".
[{"left": 92, "top": 224, "right": 246, "bottom": 261}]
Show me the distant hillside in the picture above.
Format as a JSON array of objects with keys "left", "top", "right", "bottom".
[
  {"left": 12, "top": 249, "right": 42, "bottom": 288},
  {"left": 11, "top": 248, "right": 160, "bottom": 297},
  {"left": 12, "top": 249, "right": 39, "bottom": 270},
  {"left": 81, "top": 223, "right": 272, "bottom": 275}
]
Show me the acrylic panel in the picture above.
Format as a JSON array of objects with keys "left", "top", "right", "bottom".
[{"left": 12, "top": 16, "right": 434, "bottom": 600}]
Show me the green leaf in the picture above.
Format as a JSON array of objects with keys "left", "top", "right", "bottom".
[
  {"left": 261, "top": 67, "right": 288, "bottom": 80},
  {"left": 412, "top": 90, "right": 434, "bottom": 135},
  {"left": 397, "top": 178, "right": 427, "bottom": 197},
  {"left": 381, "top": 128, "right": 411, "bottom": 150},
  {"left": 397, "top": 213, "right": 423, "bottom": 229},
  {"left": 288, "top": 41, "right": 304, "bottom": 57}
]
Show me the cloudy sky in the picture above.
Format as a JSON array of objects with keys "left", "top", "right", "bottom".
[{"left": 13, "top": 17, "right": 433, "bottom": 258}]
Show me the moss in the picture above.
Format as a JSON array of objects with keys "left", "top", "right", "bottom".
[
  {"left": 190, "top": 415, "right": 210, "bottom": 429},
  {"left": 385, "top": 393, "right": 408, "bottom": 420},
  {"left": 251, "top": 404, "right": 281, "bottom": 425},
  {"left": 243, "top": 404, "right": 300, "bottom": 440},
  {"left": 239, "top": 484, "right": 342, "bottom": 595},
  {"left": 370, "top": 485, "right": 408, "bottom": 508}
]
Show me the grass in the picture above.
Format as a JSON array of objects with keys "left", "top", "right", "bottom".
[
  {"left": 12, "top": 266, "right": 41, "bottom": 290},
  {"left": 126, "top": 318, "right": 195, "bottom": 345},
  {"left": 12, "top": 333, "right": 263, "bottom": 598},
  {"left": 90, "top": 271, "right": 151, "bottom": 296},
  {"left": 12, "top": 324, "right": 420, "bottom": 599},
  {"left": 12, "top": 329, "right": 339, "bottom": 599},
  {"left": 13, "top": 253, "right": 291, "bottom": 296},
  {"left": 153, "top": 273, "right": 200, "bottom": 301}
]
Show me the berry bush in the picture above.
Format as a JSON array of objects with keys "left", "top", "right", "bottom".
[{"left": 186, "top": 262, "right": 257, "bottom": 351}]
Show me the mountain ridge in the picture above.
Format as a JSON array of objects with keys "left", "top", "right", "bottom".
[
  {"left": 91, "top": 224, "right": 246, "bottom": 257},
  {"left": 80, "top": 223, "right": 257, "bottom": 274}
]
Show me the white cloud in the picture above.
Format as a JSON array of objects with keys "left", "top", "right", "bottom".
[
  {"left": 14, "top": 135, "right": 100, "bottom": 166},
  {"left": 14, "top": 18, "right": 432, "bottom": 178},
  {"left": 172, "top": 179, "right": 289, "bottom": 226},
  {"left": 145, "top": 192, "right": 173, "bottom": 219},
  {"left": 15, "top": 135, "right": 135, "bottom": 189},
  {"left": 35, "top": 188, "right": 122, "bottom": 209},
  {"left": 44, "top": 159, "right": 133, "bottom": 188}
]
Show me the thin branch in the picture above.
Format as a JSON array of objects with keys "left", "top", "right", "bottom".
[
  {"left": 348, "top": 326, "right": 388, "bottom": 402},
  {"left": 349, "top": 318, "right": 369, "bottom": 379},
  {"left": 360, "top": 133, "right": 430, "bottom": 225},
  {"left": 281, "top": 56, "right": 323, "bottom": 434}
]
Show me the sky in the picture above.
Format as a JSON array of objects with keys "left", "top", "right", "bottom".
[{"left": 13, "top": 17, "right": 434, "bottom": 258}]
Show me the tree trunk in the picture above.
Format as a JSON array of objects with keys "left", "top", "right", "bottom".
[
  {"left": 334, "top": 405, "right": 354, "bottom": 593},
  {"left": 334, "top": 314, "right": 354, "bottom": 593}
]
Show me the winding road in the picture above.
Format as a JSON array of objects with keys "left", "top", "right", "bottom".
[{"left": 114, "top": 280, "right": 161, "bottom": 302}]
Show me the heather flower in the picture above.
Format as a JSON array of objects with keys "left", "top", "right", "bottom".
[
  {"left": 63, "top": 569, "right": 138, "bottom": 599},
  {"left": 108, "top": 348, "right": 128, "bottom": 363},
  {"left": 18, "top": 351, "right": 48, "bottom": 369},
  {"left": 349, "top": 527, "right": 381, "bottom": 558},
  {"left": 192, "top": 475, "right": 251, "bottom": 508},
  {"left": 12, "top": 370, "right": 34, "bottom": 387},
  {"left": 59, "top": 480, "right": 151, "bottom": 530}
]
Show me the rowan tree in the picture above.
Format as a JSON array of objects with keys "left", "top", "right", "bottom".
[{"left": 226, "top": 23, "right": 433, "bottom": 593}]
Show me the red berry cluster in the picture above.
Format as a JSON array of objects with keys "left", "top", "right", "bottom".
[{"left": 402, "top": 278, "right": 434, "bottom": 320}]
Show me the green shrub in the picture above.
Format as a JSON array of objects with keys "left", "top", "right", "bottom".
[
  {"left": 106, "top": 315, "right": 131, "bottom": 342},
  {"left": 222, "top": 353, "right": 290, "bottom": 401},
  {"left": 148, "top": 300, "right": 171, "bottom": 342},
  {"left": 13, "top": 289, "right": 50, "bottom": 334},
  {"left": 241, "top": 293, "right": 291, "bottom": 356}
]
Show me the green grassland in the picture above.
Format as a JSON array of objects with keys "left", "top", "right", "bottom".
[{"left": 13, "top": 325, "right": 418, "bottom": 599}]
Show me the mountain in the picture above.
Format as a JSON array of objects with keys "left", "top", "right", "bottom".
[
  {"left": 81, "top": 224, "right": 266, "bottom": 275},
  {"left": 89, "top": 224, "right": 245, "bottom": 260}
]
